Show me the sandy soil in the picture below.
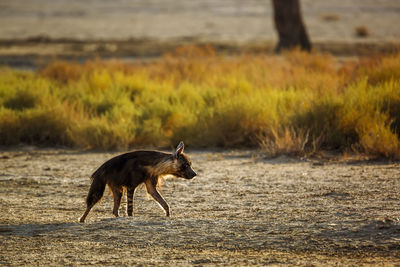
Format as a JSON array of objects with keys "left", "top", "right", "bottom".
[
  {"left": 2, "top": 0, "right": 400, "bottom": 43},
  {"left": 1, "top": 149, "right": 400, "bottom": 266}
]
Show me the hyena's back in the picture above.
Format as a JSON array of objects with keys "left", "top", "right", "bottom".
[{"left": 92, "top": 150, "right": 170, "bottom": 187}]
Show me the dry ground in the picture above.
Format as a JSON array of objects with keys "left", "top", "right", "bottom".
[
  {"left": 2, "top": 0, "right": 400, "bottom": 42},
  {"left": 1, "top": 149, "right": 400, "bottom": 266}
]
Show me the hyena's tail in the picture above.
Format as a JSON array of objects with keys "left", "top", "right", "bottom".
[{"left": 79, "top": 170, "right": 106, "bottom": 223}]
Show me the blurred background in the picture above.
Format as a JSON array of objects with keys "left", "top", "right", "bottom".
[
  {"left": 1, "top": 0, "right": 399, "bottom": 66},
  {"left": 2, "top": 0, "right": 400, "bottom": 41}
]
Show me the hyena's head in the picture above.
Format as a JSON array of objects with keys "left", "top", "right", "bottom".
[{"left": 172, "top": 141, "right": 197, "bottom": 179}]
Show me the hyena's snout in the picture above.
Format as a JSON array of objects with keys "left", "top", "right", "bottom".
[{"left": 185, "top": 167, "right": 197, "bottom": 179}]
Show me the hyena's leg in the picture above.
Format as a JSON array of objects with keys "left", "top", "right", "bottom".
[
  {"left": 126, "top": 187, "right": 135, "bottom": 216},
  {"left": 145, "top": 180, "right": 170, "bottom": 217},
  {"left": 110, "top": 185, "right": 123, "bottom": 217}
]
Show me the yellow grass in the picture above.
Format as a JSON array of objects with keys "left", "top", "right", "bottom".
[{"left": 1, "top": 47, "right": 400, "bottom": 158}]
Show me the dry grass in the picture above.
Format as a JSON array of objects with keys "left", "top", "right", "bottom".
[
  {"left": 1, "top": 46, "right": 400, "bottom": 158},
  {"left": 258, "top": 127, "right": 310, "bottom": 157}
]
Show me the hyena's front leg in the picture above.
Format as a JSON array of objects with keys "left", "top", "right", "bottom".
[
  {"left": 126, "top": 187, "right": 135, "bottom": 216},
  {"left": 145, "top": 180, "right": 170, "bottom": 217}
]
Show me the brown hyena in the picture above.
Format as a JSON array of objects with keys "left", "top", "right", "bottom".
[{"left": 79, "top": 142, "right": 196, "bottom": 222}]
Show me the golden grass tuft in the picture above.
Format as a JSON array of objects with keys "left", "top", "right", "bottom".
[{"left": 259, "top": 127, "right": 310, "bottom": 157}]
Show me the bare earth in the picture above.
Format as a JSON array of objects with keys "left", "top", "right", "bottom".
[
  {"left": 1, "top": 149, "right": 400, "bottom": 266},
  {"left": 2, "top": 0, "right": 400, "bottom": 42}
]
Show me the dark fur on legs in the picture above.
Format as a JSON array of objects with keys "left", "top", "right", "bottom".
[{"left": 79, "top": 142, "right": 196, "bottom": 222}]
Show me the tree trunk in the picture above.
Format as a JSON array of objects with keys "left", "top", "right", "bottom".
[{"left": 272, "top": 0, "right": 311, "bottom": 52}]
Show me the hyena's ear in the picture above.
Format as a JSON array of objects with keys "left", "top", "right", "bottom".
[{"left": 173, "top": 141, "right": 184, "bottom": 159}]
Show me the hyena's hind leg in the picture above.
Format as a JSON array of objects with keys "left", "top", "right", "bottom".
[
  {"left": 110, "top": 185, "right": 123, "bottom": 217},
  {"left": 79, "top": 176, "right": 106, "bottom": 223},
  {"left": 126, "top": 187, "right": 136, "bottom": 216}
]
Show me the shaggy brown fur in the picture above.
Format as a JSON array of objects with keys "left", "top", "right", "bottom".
[{"left": 79, "top": 142, "right": 196, "bottom": 222}]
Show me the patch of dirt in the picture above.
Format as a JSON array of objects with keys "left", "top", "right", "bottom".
[{"left": 1, "top": 149, "right": 400, "bottom": 265}]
